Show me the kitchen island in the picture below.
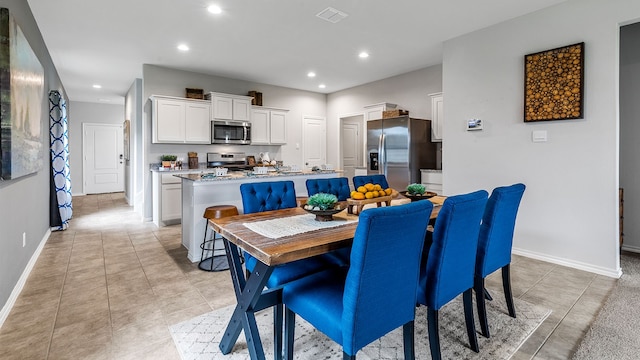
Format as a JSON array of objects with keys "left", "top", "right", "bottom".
[{"left": 177, "top": 170, "right": 340, "bottom": 262}]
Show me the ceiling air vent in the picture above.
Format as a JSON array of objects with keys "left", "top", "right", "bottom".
[{"left": 316, "top": 7, "right": 348, "bottom": 23}]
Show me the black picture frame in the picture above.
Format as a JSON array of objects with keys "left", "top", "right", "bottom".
[{"left": 524, "top": 42, "right": 585, "bottom": 122}]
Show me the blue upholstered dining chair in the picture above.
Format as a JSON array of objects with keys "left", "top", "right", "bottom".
[
  {"left": 281, "top": 200, "right": 434, "bottom": 360},
  {"left": 239, "top": 180, "right": 345, "bottom": 287},
  {"left": 353, "top": 174, "right": 389, "bottom": 189},
  {"left": 416, "top": 190, "right": 488, "bottom": 360},
  {"left": 239, "top": 180, "right": 347, "bottom": 358},
  {"left": 475, "top": 183, "right": 526, "bottom": 338},
  {"left": 306, "top": 177, "right": 353, "bottom": 264},
  {"left": 306, "top": 177, "right": 351, "bottom": 200}
]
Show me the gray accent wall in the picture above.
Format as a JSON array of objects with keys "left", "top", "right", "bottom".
[{"left": 0, "top": 0, "right": 66, "bottom": 313}]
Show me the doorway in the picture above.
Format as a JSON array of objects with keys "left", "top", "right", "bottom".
[
  {"left": 83, "top": 123, "right": 124, "bottom": 194},
  {"left": 302, "top": 115, "right": 326, "bottom": 170},
  {"left": 620, "top": 22, "right": 640, "bottom": 253},
  {"left": 339, "top": 114, "right": 364, "bottom": 187}
]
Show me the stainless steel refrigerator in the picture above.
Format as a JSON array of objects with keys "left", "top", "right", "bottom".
[{"left": 367, "top": 116, "right": 437, "bottom": 190}]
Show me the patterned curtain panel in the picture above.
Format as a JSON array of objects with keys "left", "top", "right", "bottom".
[{"left": 49, "top": 90, "right": 72, "bottom": 230}]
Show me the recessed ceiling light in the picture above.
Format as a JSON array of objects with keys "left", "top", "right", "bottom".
[
  {"left": 318, "top": 84, "right": 326, "bottom": 89},
  {"left": 177, "top": 44, "right": 190, "bottom": 52},
  {"left": 358, "top": 52, "right": 369, "bottom": 59},
  {"left": 307, "top": 72, "right": 316, "bottom": 78},
  {"left": 92, "top": 84, "right": 102, "bottom": 89},
  {"left": 207, "top": 5, "right": 222, "bottom": 14}
]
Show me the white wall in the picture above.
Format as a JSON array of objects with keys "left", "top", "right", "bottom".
[
  {"left": 125, "top": 79, "right": 142, "bottom": 207},
  {"left": 442, "top": 0, "right": 640, "bottom": 276},
  {"left": 0, "top": 0, "right": 67, "bottom": 317},
  {"left": 326, "top": 66, "right": 443, "bottom": 166},
  {"left": 68, "top": 101, "right": 125, "bottom": 195},
  {"left": 140, "top": 65, "right": 326, "bottom": 221},
  {"left": 620, "top": 22, "right": 640, "bottom": 252}
]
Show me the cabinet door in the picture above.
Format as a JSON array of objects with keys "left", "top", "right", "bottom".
[
  {"left": 212, "top": 95, "right": 233, "bottom": 120},
  {"left": 233, "top": 98, "right": 252, "bottom": 121},
  {"left": 270, "top": 110, "right": 287, "bottom": 144},
  {"left": 251, "top": 109, "right": 270, "bottom": 144},
  {"left": 154, "top": 98, "right": 185, "bottom": 143},
  {"left": 431, "top": 94, "right": 443, "bottom": 142},
  {"left": 185, "top": 102, "right": 211, "bottom": 143},
  {"left": 161, "top": 183, "right": 182, "bottom": 221}
]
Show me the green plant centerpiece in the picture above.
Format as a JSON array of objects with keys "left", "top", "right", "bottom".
[
  {"left": 406, "top": 183, "right": 426, "bottom": 195},
  {"left": 305, "top": 193, "right": 338, "bottom": 210},
  {"left": 303, "top": 193, "right": 342, "bottom": 221}
]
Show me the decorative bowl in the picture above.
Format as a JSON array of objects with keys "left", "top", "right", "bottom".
[
  {"left": 301, "top": 203, "right": 345, "bottom": 221},
  {"left": 399, "top": 191, "right": 437, "bottom": 202}
]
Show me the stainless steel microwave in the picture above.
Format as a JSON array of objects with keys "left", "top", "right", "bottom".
[{"left": 211, "top": 120, "right": 251, "bottom": 145}]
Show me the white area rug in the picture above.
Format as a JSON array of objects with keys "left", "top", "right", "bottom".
[{"left": 170, "top": 293, "right": 550, "bottom": 360}]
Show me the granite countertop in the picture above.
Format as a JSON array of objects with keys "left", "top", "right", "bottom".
[
  {"left": 149, "top": 163, "right": 209, "bottom": 173},
  {"left": 176, "top": 170, "right": 340, "bottom": 183}
]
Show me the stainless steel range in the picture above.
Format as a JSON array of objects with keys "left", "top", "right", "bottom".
[{"left": 206, "top": 152, "right": 253, "bottom": 171}]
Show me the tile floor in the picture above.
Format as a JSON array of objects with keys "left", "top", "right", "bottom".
[{"left": 0, "top": 192, "right": 618, "bottom": 359}]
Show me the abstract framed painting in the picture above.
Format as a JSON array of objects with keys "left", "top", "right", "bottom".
[
  {"left": 0, "top": 7, "right": 45, "bottom": 180},
  {"left": 524, "top": 42, "right": 584, "bottom": 122}
]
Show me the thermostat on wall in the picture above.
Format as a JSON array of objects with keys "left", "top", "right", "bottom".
[{"left": 467, "top": 118, "right": 483, "bottom": 131}]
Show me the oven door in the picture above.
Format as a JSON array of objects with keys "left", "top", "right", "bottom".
[{"left": 211, "top": 120, "right": 251, "bottom": 144}]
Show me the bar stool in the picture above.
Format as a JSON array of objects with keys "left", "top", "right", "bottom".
[{"left": 199, "top": 204, "right": 239, "bottom": 272}]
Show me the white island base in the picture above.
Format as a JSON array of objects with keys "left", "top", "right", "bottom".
[{"left": 180, "top": 171, "right": 339, "bottom": 262}]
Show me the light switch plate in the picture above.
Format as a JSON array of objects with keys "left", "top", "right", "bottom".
[{"left": 532, "top": 130, "right": 548, "bottom": 142}]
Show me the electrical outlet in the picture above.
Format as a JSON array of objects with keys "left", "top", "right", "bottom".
[{"left": 22, "top": 232, "right": 26, "bottom": 247}]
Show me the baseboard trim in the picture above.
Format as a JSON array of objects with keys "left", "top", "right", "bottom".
[
  {"left": 621, "top": 244, "right": 640, "bottom": 253},
  {"left": 0, "top": 229, "right": 51, "bottom": 328},
  {"left": 513, "top": 247, "right": 622, "bottom": 279}
]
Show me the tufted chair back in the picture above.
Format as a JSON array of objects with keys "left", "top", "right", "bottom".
[
  {"left": 353, "top": 174, "right": 389, "bottom": 189},
  {"left": 306, "top": 177, "right": 351, "bottom": 201},
  {"left": 240, "top": 180, "right": 298, "bottom": 214}
]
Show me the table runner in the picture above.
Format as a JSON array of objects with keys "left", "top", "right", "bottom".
[{"left": 244, "top": 213, "right": 358, "bottom": 239}]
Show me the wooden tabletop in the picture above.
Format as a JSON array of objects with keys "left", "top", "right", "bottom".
[
  {"left": 210, "top": 199, "right": 443, "bottom": 267},
  {"left": 209, "top": 207, "right": 359, "bottom": 266}
]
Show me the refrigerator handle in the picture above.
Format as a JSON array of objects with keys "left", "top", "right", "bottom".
[{"left": 378, "top": 133, "right": 385, "bottom": 175}]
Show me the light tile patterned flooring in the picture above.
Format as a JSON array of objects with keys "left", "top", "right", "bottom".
[{"left": 0, "top": 193, "right": 617, "bottom": 359}]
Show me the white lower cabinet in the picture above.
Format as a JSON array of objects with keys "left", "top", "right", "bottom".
[
  {"left": 161, "top": 183, "right": 182, "bottom": 222},
  {"left": 251, "top": 106, "right": 288, "bottom": 145},
  {"left": 153, "top": 173, "right": 182, "bottom": 226}
]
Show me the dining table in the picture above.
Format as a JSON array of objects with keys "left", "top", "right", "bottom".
[{"left": 209, "top": 196, "right": 445, "bottom": 360}]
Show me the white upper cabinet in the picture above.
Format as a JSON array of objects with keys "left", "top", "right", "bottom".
[
  {"left": 184, "top": 101, "right": 212, "bottom": 143},
  {"left": 251, "top": 108, "right": 270, "bottom": 144},
  {"left": 363, "top": 102, "right": 397, "bottom": 121},
  {"left": 151, "top": 95, "right": 211, "bottom": 144},
  {"left": 207, "top": 92, "right": 253, "bottom": 121},
  {"left": 251, "top": 106, "right": 288, "bottom": 145},
  {"left": 430, "top": 92, "right": 443, "bottom": 142}
]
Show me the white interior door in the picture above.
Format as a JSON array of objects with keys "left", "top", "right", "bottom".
[
  {"left": 83, "top": 123, "right": 124, "bottom": 194},
  {"left": 303, "top": 116, "right": 326, "bottom": 170},
  {"left": 340, "top": 115, "right": 364, "bottom": 186}
]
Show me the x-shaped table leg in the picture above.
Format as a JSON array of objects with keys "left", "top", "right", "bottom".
[{"left": 219, "top": 239, "right": 279, "bottom": 360}]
